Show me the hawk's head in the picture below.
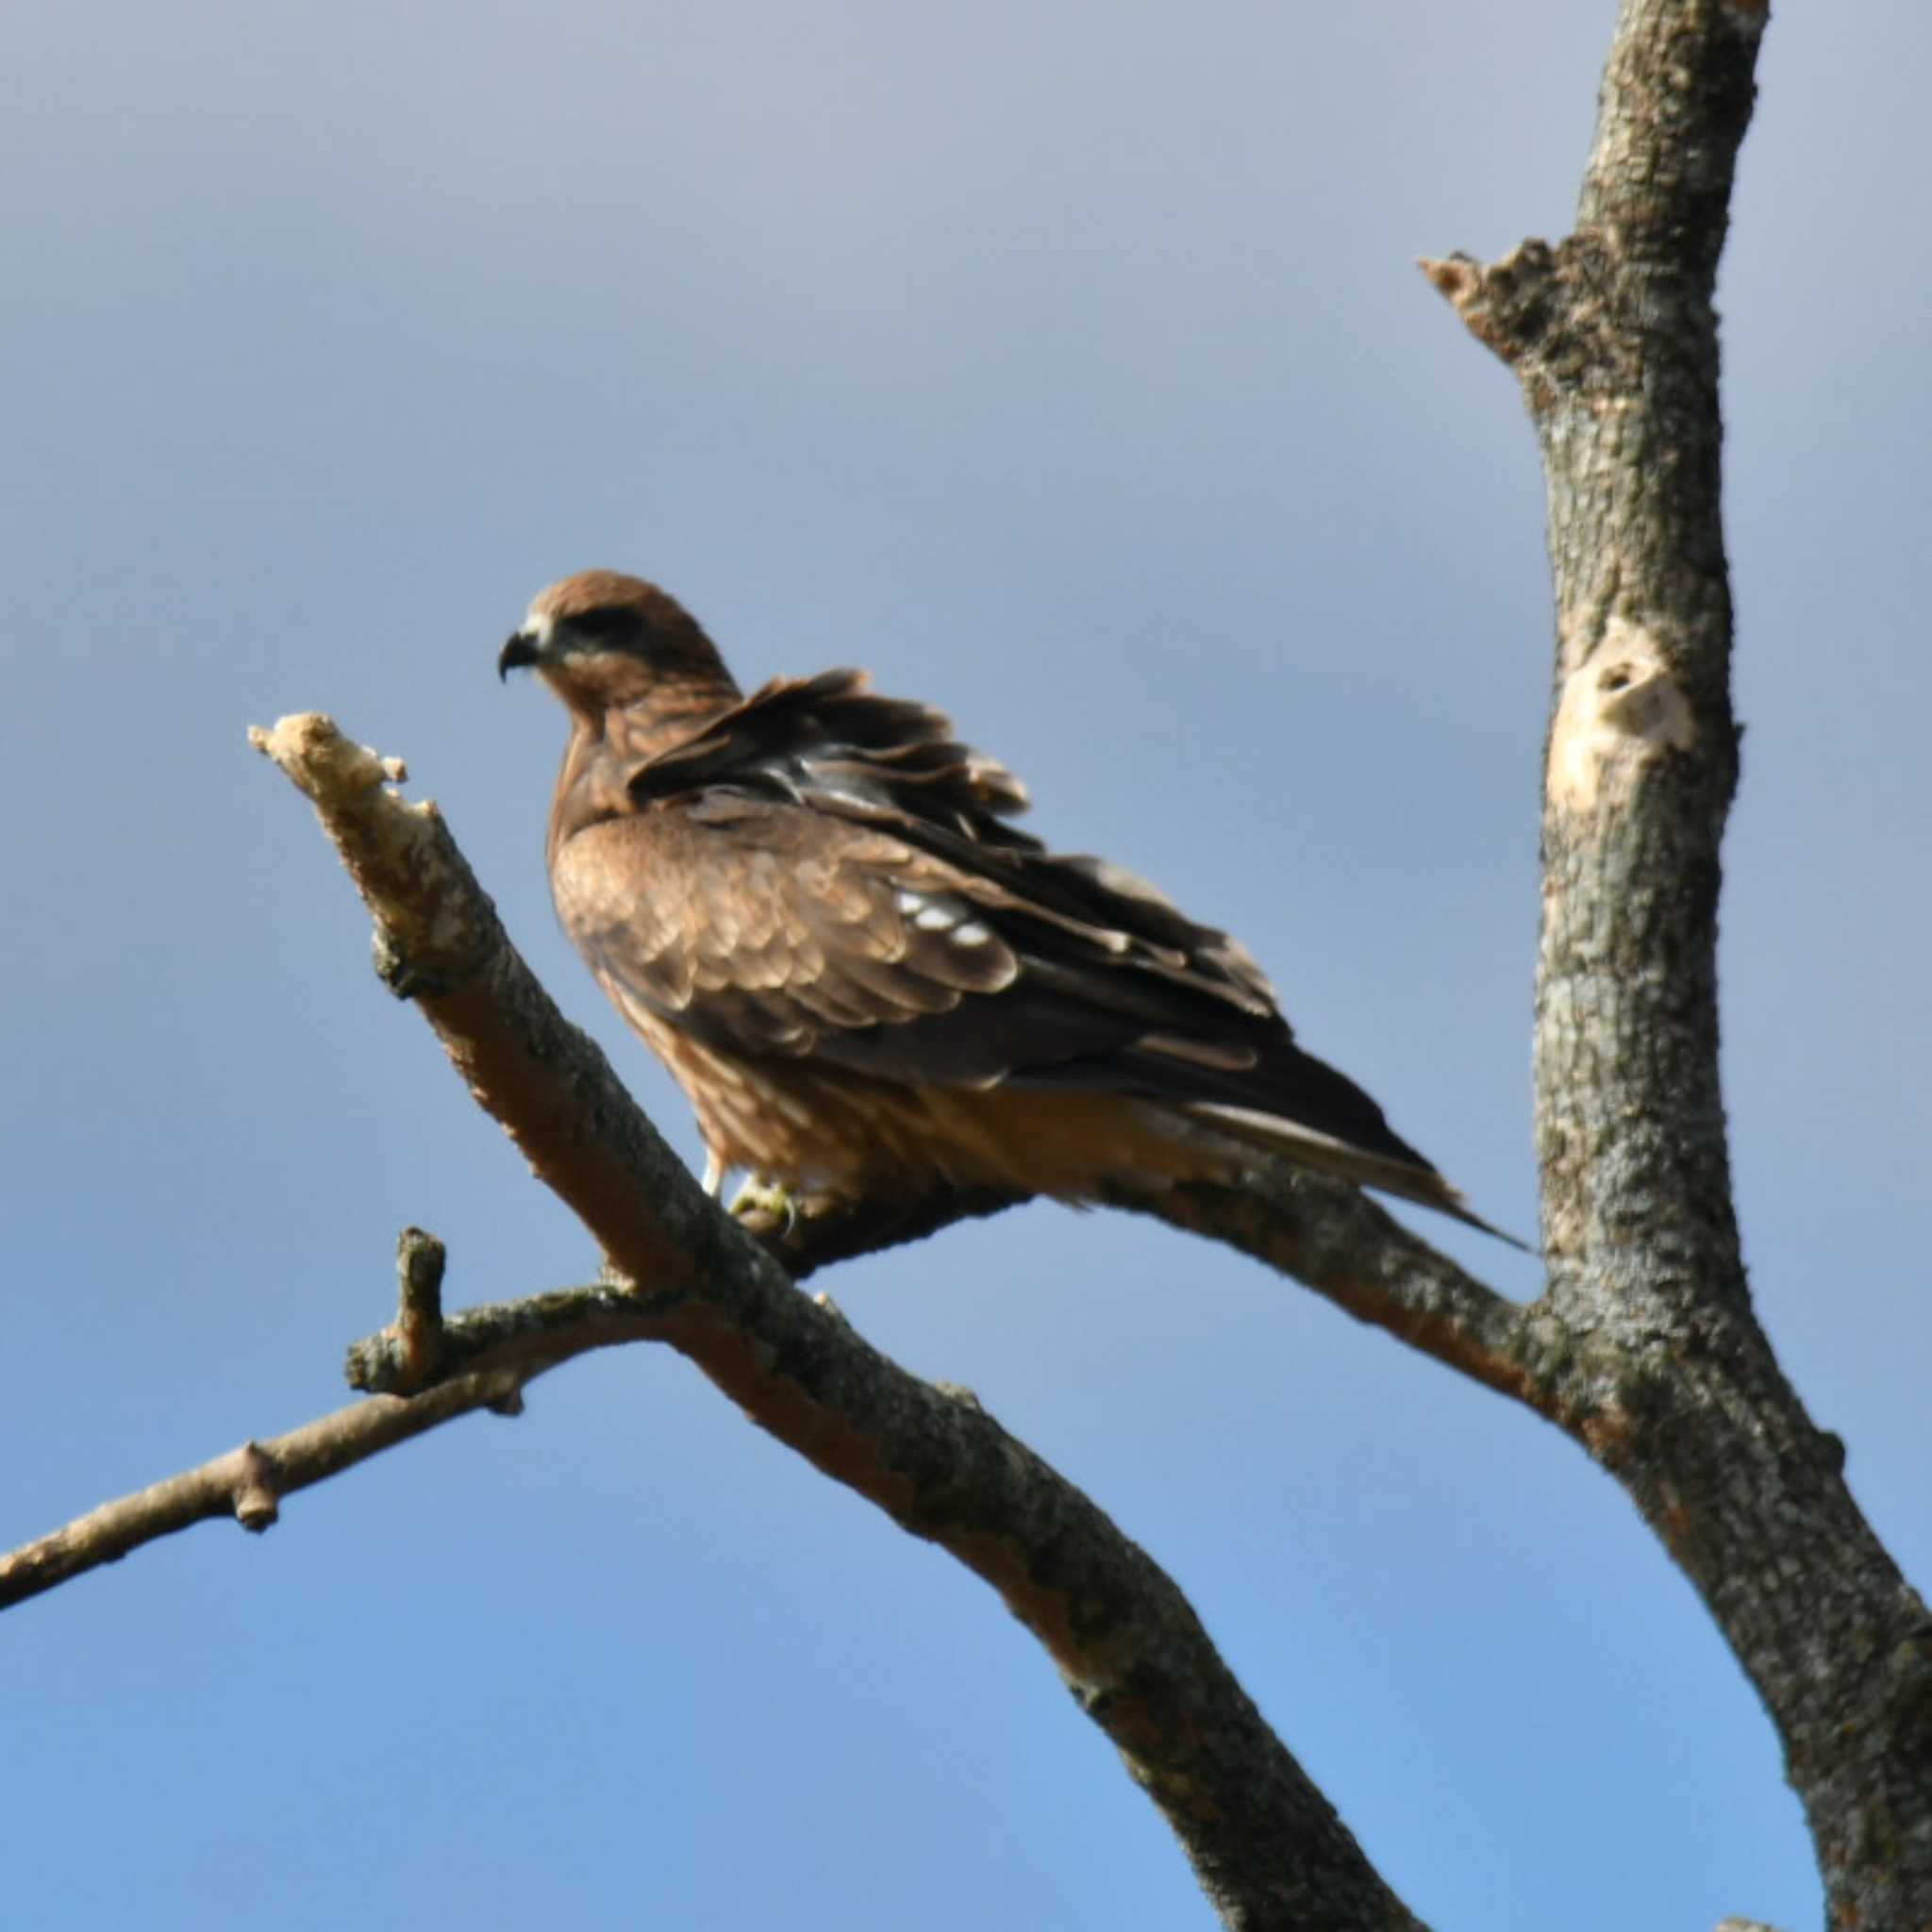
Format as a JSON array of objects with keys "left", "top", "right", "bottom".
[{"left": 499, "top": 571, "right": 734, "bottom": 704}]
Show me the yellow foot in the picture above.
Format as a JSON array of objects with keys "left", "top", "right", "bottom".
[{"left": 728, "top": 1174, "right": 802, "bottom": 1233}]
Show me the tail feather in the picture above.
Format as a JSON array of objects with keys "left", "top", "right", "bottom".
[{"left": 1186, "top": 1101, "right": 1530, "bottom": 1249}]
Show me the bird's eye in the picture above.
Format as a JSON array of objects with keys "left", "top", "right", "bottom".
[{"left": 569, "top": 608, "right": 636, "bottom": 639}]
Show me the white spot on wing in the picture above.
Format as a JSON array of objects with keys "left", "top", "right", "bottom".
[{"left": 895, "top": 885, "right": 983, "bottom": 937}]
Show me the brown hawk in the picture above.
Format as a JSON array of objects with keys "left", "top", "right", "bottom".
[{"left": 500, "top": 569, "right": 1503, "bottom": 1239}]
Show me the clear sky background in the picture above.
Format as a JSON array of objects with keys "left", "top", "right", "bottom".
[{"left": 4, "top": 4, "right": 1925, "bottom": 1927}]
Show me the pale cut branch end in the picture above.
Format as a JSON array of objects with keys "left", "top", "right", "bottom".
[
  {"left": 249, "top": 713, "right": 491, "bottom": 1003},
  {"left": 247, "top": 713, "right": 408, "bottom": 801}
]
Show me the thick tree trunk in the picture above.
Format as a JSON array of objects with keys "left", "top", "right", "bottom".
[{"left": 1430, "top": 4, "right": 1932, "bottom": 1924}]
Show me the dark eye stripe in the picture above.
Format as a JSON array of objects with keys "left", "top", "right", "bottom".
[{"left": 569, "top": 608, "right": 638, "bottom": 639}]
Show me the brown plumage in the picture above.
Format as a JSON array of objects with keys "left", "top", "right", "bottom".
[{"left": 500, "top": 569, "right": 1507, "bottom": 1239}]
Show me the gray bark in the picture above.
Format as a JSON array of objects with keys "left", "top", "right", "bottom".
[{"left": 1428, "top": 3, "right": 1932, "bottom": 1923}]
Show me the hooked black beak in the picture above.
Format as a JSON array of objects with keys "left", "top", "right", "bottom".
[{"left": 498, "top": 629, "right": 541, "bottom": 681}]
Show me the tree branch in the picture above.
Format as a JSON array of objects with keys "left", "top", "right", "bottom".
[
  {"left": 1427, "top": 1, "right": 1931, "bottom": 1923},
  {"left": 15, "top": 708, "right": 1438, "bottom": 1931},
  {"left": 0, "top": 680, "right": 1643, "bottom": 1932},
  {"left": 0, "top": 1365, "right": 526, "bottom": 1609},
  {"left": 12, "top": 702, "right": 1568, "bottom": 1926}
]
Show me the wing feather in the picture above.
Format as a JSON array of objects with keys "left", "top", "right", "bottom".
[{"left": 547, "top": 669, "right": 1443, "bottom": 1186}]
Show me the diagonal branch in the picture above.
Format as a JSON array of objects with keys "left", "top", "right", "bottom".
[
  {"left": 256, "top": 706, "right": 1431, "bottom": 1927},
  {"left": 1109, "top": 1174, "right": 1564, "bottom": 1419},
  {"left": 6, "top": 705, "right": 1564, "bottom": 1927},
  {"left": 2, "top": 1244, "right": 1424, "bottom": 1932},
  {"left": 0, "top": 709, "right": 1447, "bottom": 1930}
]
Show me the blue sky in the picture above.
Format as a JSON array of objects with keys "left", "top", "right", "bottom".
[{"left": 3, "top": 3, "right": 1925, "bottom": 1926}]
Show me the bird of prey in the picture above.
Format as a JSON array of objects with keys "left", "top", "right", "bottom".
[{"left": 500, "top": 569, "right": 1501, "bottom": 1239}]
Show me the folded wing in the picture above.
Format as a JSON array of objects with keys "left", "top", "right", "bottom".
[{"left": 547, "top": 668, "right": 1499, "bottom": 1229}]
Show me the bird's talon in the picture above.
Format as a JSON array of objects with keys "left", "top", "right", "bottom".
[{"left": 729, "top": 1174, "right": 801, "bottom": 1233}]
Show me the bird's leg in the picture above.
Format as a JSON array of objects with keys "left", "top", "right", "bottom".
[
  {"left": 702, "top": 1149, "right": 725, "bottom": 1197},
  {"left": 728, "top": 1173, "right": 802, "bottom": 1235}
]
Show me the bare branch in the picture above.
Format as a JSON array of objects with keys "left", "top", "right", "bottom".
[
  {"left": 0, "top": 1367, "right": 525, "bottom": 1610},
  {"left": 1428, "top": 3, "right": 1932, "bottom": 1923},
  {"left": 1109, "top": 1173, "right": 1568, "bottom": 1419},
  {"left": 205, "top": 709, "right": 1435, "bottom": 1928},
  {"left": 8, "top": 1236, "right": 1428, "bottom": 1932},
  {"left": 6, "top": 1236, "right": 1423, "bottom": 1932},
  {"left": 9, "top": 707, "right": 1559, "bottom": 1924}
]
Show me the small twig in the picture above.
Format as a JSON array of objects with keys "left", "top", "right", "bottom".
[
  {"left": 391, "top": 1225, "right": 446, "bottom": 1390},
  {"left": 0, "top": 1368, "right": 525, "bottom": 1610},
  {"left": 345, "top": 1278, "right": 679, "bottom": 1394}
]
